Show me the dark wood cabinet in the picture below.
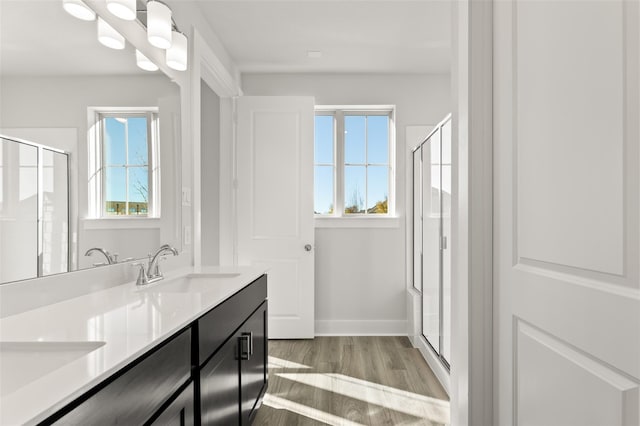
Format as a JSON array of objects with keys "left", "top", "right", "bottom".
[
  {"left": 149, "top": 382, "right": 195, "bottom": 426},
  {"left": 41, "top": 274, "right": 268, "bottom": 426},
  {"left": 240, "top": 303, "right": 268, "bottom": 425},
  {"left": 200, "top": 336, "right": 241, "bottom": 425},
  {"left": 44, "top": 329, "right": 192, "bottom": 426},
  {"left": 198, "top": 275, "right": 268, "bottom": 366},
  {"left": 199, "top": 302, "right": 268, "bottom": 426},
  {"left": 198, "top": 276, "right": 268, "bottom": 426}
]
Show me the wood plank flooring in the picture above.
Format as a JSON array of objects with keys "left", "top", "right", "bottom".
[{"left": 254, "top": 336, "right": 450, "bottom": 426}]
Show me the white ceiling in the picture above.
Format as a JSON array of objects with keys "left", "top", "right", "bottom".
[
  {"left": 196, "top": 0, "right": 451, "bottom": 74},
  {"left": 0, "top": 0, "right": 451, "bottom": 77}
]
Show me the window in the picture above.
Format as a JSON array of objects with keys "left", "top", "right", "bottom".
[
  {"left": 93, "top": 110, "right": 159, "bottom": 217},
  {"left": 314, "top": 107, "right": 394, "bottom": 217}
]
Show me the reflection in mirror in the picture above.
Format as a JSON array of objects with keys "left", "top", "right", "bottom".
[{"left": 0, "top": 1, "right": 181, "bottom": 284}]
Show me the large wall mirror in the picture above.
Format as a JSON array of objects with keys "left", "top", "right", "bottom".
[{"left": 0, "top": 1, "right": 182, "bottom": 284}]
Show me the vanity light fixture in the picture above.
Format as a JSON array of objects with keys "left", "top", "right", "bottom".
[
  {"left": 136, "top": 49, "right": 159, "bottom": 71},
  {"left": 97, "top": 17, "right": 126, "bottom": 50},
  {"left": 147, "top": 0, "right": 173, "bottom": 49},
  {"left": 62, "top": 0, "right": 96, "bottom": 21},
  {"left": 166, "top": 31, "right": 188, "bottom": 71},
  {"left": 61, "top": 0, "right": 188, "bottom": 71},
  {"left": 106, "top": 0, "right": 137, "bottom": 21}
]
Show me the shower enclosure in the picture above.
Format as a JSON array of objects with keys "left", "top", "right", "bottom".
[
  {"left": 412, "top": 114, "right": 451, "bottom": 369},
  {"left": 0, "top": 135, "right": 69, "bottom": 283}
]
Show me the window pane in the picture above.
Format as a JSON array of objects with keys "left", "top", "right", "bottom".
[
  {"left": 367, "top": 115, "right": 389, "bottom": 164},
  {"left": 344, "top": 165, "right": 365, "bottom": 214},
  {"left": 128, "top": 117, "right": 148, "bottom": 166},
  {"left": 367, "top": 166, "right": 388, "bottom": 214},
  {"left": 104, "top": 117, "right": 126, "bottom": 165},
  {"left": 345, "top": 116, "right": 366, "bottom": 164},
  {"left": 105, "top": 167, "right": 126, "bottom": 215},
  {"left": 314, "top": 115, "right": 334, "bottom": 164},
  {"left": 128, "top": 167, "right": 149, "bottom": 214},
  {"left": 314, "top": 166, "right": 334, "bottom": 215}
]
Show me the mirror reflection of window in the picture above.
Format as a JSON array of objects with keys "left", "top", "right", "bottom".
[{"left": 97, "top": 111, "right": 159, "bottom": 217}]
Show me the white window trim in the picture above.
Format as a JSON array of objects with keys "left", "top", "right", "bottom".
[
  {"left": 314, "top": 105, "right": 397, "bottom": 227},
  {"left": 80, "top": 217, "right": 161, "bottom": 230},
  {"left": 87, "top": 107, "right": 160, "bottom": 219}
]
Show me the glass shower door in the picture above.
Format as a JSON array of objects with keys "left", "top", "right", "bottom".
[
  {"left": 440, "top": 117, "right": 452, "bottom": 365},
  {"left": 0, "top": 139, "right": 39, "bottom": 282},
  {"left": 0, "top": 136, "right": 69, "bottom": 282},
  {"left": 422, "top": 128, "right": 441, "bottom": 353},
  {"left": 416, "top": 114, "right": 452, "bottom": 369},
  {"left": 41, "top": 148, "right": 69, "bottom": 276},
  {"left": 413, "top": 146, "right": 422, "bottom": 292}
]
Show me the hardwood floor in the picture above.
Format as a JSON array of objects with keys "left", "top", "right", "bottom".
[{"left": 254, "top": 336, "right": 450, "bottom": 426}]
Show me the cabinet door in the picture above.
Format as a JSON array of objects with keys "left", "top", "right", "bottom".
[
  {"left": 240, "top": 303, "right": 268, "bottom": 425},
  {"left": 200, "top": 336, "right": 240, "bottom": 425},
  {"left": 149, "top": 383, "right": 194, "bottom": 426},
  {"left": 48, "top": 330, "right": 191, "bottom": 426}
]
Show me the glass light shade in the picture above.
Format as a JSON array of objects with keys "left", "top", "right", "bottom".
[
  {"left": 106, "top": 0, "right": 137, "bottom": 21},
  {"left": 166, "top": 31, "right": 188, "bottom": 71},
  {"left": 147, "top": 1, "right": 172, "bottom": 49},
  {"left": 136, "top": 50, "right": 159, "bottom": 72},
  {"left": 62, "top": 0, "right": 96, "bottom": 21},
  {"left": 97, "top": 18, "right": 125, "bottom": 50}
]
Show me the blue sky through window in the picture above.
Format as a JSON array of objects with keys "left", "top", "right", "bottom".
[
  {"left": 315, "top": 113, "right": 390, "bottom": 215},
  {"left": 103, "top": 116, "right": 149, "bottom": 212}
]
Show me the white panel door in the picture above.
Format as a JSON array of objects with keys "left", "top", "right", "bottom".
[
  {"left": 494, "top": 1, "right": 640, "bottom": 425},
  {"left": 236, "top": 96, "right": 315, "bottom": 339}
]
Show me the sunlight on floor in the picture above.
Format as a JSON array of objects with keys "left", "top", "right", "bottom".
[
  {"left": 263, "top": 394, "right": 366, "bottom": 426},
  {"left": 267, "top": 356, "right": 312, "bottom": 370},
  {"left": 275, "top": 372, "right": 450, "bottom": 424}
]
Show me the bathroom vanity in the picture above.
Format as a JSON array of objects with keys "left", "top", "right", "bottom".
[{"left": 0, "top": 268, "right": 268, "bottom": 425}]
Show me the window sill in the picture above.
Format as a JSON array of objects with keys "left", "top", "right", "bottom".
[
  {"left": 82, "top": 217, "right": 161, "bottom": 230},
  {"left": 314, "top": 216, "right": 401, "bottom": 229}
]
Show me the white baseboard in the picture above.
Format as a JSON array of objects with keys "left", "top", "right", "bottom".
[{"left": 314, "top": 320, "right": 407, "bottom": 336}]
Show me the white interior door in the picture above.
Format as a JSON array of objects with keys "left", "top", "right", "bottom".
[
  {"left": 236, "top": 96, "right": 315, "bottom": 339},
  {"left": 494, "top": 1, "right": 640, "bottom": 425}
]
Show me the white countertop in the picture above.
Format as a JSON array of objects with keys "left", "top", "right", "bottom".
[{"left": 0, "top": 266, "right": 266, "bottom": 426}]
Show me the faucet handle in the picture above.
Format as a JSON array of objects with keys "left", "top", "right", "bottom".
[{"left": 132, "top": 262, "right": 148, "bottom": 286}]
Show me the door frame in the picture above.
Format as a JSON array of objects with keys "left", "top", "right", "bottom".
[
  {"left": 189, "top": 28, "right": 243, "bottom": 268},
  {"left": 450, "top": 1, "right": 494, "bottom": 425}
]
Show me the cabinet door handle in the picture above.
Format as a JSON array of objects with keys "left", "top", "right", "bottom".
[
  {"left": 238, "top": 334, "right": 251, "bottom": 360},
  {"left": 242, "top": 331, "right": 253, "bottom": 355}
]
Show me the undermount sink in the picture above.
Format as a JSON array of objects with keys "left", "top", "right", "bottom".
[
  {"left": 139, "top": 272, "right": 241, "bottom": 294},
  {"left": 0, "top": 341, "right": 106, "bottom": 397}
]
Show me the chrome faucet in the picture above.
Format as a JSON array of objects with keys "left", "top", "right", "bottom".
[
  {"left": 134, "top": 244, "right": 179, "bottom": 286},
  {"left": 84, "top": 247, "right": 117, "bottom": 265}
]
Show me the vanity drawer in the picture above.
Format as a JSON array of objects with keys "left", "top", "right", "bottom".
[
  {"left": 198, "top": 274, "right": 267, "bottom": 366},
  {"left": 46, "top": 329, "right": 191, "bottom": 426}
]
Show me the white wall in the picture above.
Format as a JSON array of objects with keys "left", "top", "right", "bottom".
[{"left": 242, "top": 73, "right": 451, "bottom": 334}]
